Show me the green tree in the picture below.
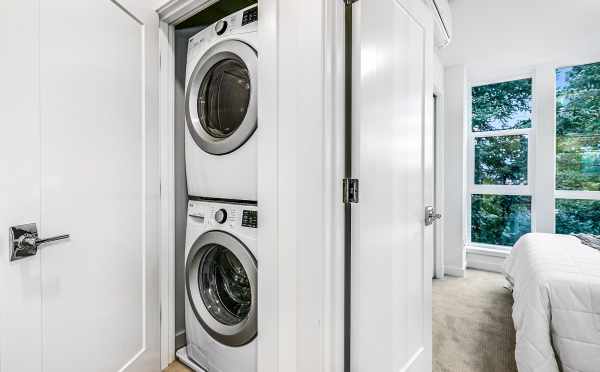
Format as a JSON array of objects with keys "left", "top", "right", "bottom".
[
  {"left": 475, "top": 135, "right": 528, "bottom": 185},
  {"left": 472, "top": 79, "right": 532, "bottom": 132},
  {"left": 471, "top": 79, "right": 533, "bottom": 246},
  {"left": 556, "top": 63, "right": 600, "bottom": 192},
  {"left": 471, "top": 195, "right": 531, "bottom": 246}
]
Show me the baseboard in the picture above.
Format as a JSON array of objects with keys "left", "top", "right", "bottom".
[
  {"left": 444, "top": 265, "right": 465, "bottom": 277},
  {"left": 175, "top": 329, "right": 186, "bottom": 350},
  {"left": 466, "top": 252, "right": 506, "bottom": 274}
]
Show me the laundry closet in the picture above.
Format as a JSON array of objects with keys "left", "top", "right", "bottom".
[{"left": 172, "top": 1, "right": 259, "bottom": 370}]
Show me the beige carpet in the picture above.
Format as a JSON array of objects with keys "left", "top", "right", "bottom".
[{"left": 433, "top": 269, "right": 518, "bottom": 372}]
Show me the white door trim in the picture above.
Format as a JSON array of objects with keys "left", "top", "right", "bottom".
[
  {"left": 156, "top": 1, "right": 216, "bottom": 369},
  {"left": 156, "top": 0, "right": 346, "bottom": 370},
  {"left": 433, "top": 86, "right": 445, "bottom": 279}
]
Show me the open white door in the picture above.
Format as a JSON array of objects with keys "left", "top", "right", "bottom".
[
  {"left": 350, "top": 0, "right": 434, "bottom": 371},
  {"left": 0, "top": 1, "right": 160, "bottom": 371}
]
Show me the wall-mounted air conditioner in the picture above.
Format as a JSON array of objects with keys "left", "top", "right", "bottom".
[{"left": 428, "top": 0, "right": 452, "bottom": 48}]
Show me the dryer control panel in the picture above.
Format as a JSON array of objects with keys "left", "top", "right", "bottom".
[{"left": 241, "top": 7, "right": 258, "bottom": 26}]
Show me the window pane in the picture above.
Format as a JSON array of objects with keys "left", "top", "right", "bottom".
[
  {"left": 555, "top": 199, "right": 600, "bottom": 235},
  {"left": 475, "top": 135, "right": 528, "bottom": 185},
  {"left": 472, "top": 78, "right": 532, "bottom": 132},
  {"left": 556, "top": 62, "right": 600, "bottom": 191},
  {"left": 471, "top": 194, "right": 531, "bottom": 246}
]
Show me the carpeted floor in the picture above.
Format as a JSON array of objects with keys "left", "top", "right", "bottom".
[{"left": 433, "top": 269, "right": 518, "bottom": 372}]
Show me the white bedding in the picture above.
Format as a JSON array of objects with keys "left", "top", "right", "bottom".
[{"left": 504, "top": 233, "right": 600, "bottom": 372}]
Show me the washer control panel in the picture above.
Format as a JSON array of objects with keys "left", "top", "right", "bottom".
[
  {"left": 189, "top": 201, "right": 257, "bottom": 229},
  {"left": 241, "top": 210, "right": 257, "bottom": 228}
]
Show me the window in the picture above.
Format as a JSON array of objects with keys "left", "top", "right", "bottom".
[
  {"left": 469, "top": 78, "right": 533, "bottom": 248},
  {"left": 466, "top": 63, "right": 600, "bottom": 249},
  {"left": 555, "top": 61, "right": 600, "bottom": 234},
  {"left": 471, "top": 194, "right": 531, "bottom": 246}
]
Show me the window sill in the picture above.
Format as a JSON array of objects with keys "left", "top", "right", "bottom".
[{"left": 466, "top": 245, "right": 511, "bottom": 258}]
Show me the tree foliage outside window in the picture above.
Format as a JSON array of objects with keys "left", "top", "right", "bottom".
[
  {"left": 475, "top": 135, "right": 528, "bottom": 185},
  {"left": 556, "top": 62, "right": 600, "bottom": 191},
  {"left": 555, "top": 62, "right": 600, "bottom": 235},
  {"left": 471, "top": 195, "right": 531, "bottom": 246},
  {"left": 556, "top": 199, "right": 600, "bottom": 235},
  {"left": 472, "top": 78, "right": 532, "bottom": 132}
]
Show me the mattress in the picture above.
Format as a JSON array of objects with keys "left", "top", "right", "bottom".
[{"left": 504, "top": 233, "right": 600, "bottom": 372}]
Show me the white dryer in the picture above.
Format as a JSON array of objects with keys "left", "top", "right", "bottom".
[
  {"left": 185, "top": 5, "right": 258, "bottom": 201},
  {"left": 184, "top": 200, "right": 257, "bottom": 372}
]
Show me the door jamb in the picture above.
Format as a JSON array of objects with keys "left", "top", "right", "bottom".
[
  {"left": 433, "top": 86, "right": 445, "bottom": 279},
  {"left": 156, "top": 1, "right": 220, "bottom": 368}
]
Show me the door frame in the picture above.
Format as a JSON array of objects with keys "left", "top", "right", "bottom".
[
  {"left": 155, "top": 0, "right": 347, "bottom": 371},
  {"left": 433, "top": 86, "right": 445, "bottom": 279}
]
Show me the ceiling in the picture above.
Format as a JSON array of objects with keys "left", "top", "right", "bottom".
[{"left": 439, "top": 0, "right": 600, "bottom": 76}]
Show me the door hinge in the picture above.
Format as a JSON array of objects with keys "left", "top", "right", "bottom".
[{"left": 343, "top": 178, "right": 359, "bottom": 204}]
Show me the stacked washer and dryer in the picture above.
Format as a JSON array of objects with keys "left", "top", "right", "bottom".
[{"left": 177, "top": 5, "right": 259, "bottom": 372}]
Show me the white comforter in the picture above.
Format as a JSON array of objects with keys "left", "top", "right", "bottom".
[{"left": 504, "top": 233, "right": 600, "bottom": 372}]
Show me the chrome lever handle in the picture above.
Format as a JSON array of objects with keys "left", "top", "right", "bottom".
[
  {"left": 424, "top": 206, "right": 442, "bottom": 226},
  {"left": 9, "top": 223, "right": 70, "bottom": 262},
  {"left": 37, "top": 234, "right": 70, "bottom": 245}
]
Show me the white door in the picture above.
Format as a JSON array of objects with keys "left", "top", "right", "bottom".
[
  {"left": 0, "top": 1, "right": 160, "bottom": 371},
  {"left": 351, "top": 0, "right": 434, "bottom": 371}
]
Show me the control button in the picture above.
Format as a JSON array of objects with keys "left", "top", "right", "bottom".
[
  {"left": 215, "top": 20, "right": 228, "bottom": 35},
  {"left": 215, "top": 209, "right": 228, "bottom": 224},
  {"left": 241, "top": 7, "right": 258, "bottom": 26}
]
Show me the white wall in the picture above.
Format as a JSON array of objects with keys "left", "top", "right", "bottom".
[{"left": 439, "top": 0, "right": 600, "bottom": 273}]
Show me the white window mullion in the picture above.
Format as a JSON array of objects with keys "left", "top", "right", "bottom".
[
  {"left": 472, "top": 128, "right": 531, "bottom": 138},
  {"left": 533, "top": 64, "right": 556, "bottom": 233},
  {"left": 470, "top": 185, "right": 531, "bottom": 196},
  {"left": 555, "top": 190, "right": 600, "bottom": 201}
]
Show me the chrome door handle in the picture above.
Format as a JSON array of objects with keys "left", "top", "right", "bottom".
[
  {"left": 9, "top": 223, "right": 70, "bottom": 261},
  {"left": 424, "top": 206, "right": 442, "bottom": 226}
]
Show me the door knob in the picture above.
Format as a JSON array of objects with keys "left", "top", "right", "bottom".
[
  {"left": 424, "top": 206, "right": 442, "bottom": 226},
  {"left": 9, "top": 223, "right": 70, "bottom": 262}
]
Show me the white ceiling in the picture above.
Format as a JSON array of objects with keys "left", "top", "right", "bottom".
[{"left": 439, "top": 0, "right": 600, "bottom": 78}]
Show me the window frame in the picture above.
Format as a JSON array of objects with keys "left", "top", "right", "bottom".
[{"left": 466, "top": 73, "right": 536, "bottom": 250}]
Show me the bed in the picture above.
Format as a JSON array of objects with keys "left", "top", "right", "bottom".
[{"left": 504, "top": 233, "right": 600, "bottom": 372}]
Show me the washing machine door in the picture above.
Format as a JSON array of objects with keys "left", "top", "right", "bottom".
[
  {"left": 185, "top": 39, "right": 257, "bottom": 155},
  {"left": 186, "top": 230, "right": 257, "bottom": 346}
]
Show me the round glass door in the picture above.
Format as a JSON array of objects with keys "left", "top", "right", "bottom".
[
  {"left": 186, "top": 40, "right": 257, "bottom": 155},
  {"left": 186, "top": 231, "right": 257, "bottom": 346}
]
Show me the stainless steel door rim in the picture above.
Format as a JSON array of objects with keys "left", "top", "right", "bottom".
[
  {"left": 186, "top": 230, "right": 257, "bottom": 346},
  {"left": 185, "top": 39, "right": 258, "bottom": 155}
]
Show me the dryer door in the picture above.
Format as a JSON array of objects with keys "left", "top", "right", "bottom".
[
  {"left": 185, "top": 40, "right": 257, "bottom": 155},
  {"left": 186, "top": 230, "right": 257, "bottom": 346}
]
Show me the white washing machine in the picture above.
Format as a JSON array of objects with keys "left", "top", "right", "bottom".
[
  {"left": 184, "top": 200, "right": 257, "bottom": 372},
  {"left": 185, "top": 5, "right": 258, "bottom": 201}
]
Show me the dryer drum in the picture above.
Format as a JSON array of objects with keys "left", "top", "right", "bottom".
[
  {"left": 185, "top": 40, "right": 258, "bottom": 156},
  {"left": 186, "top": 230, "right": 257, "bottom": 347}
]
